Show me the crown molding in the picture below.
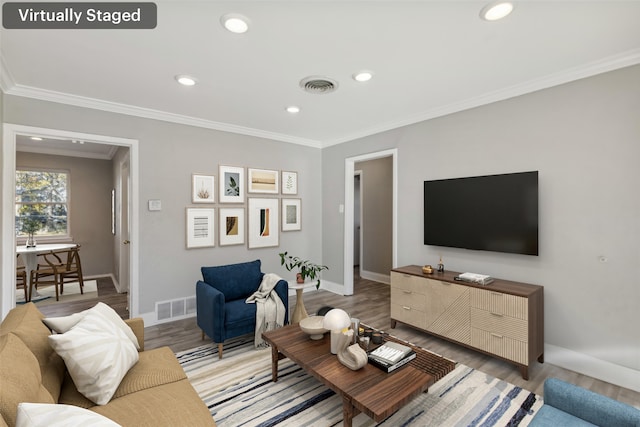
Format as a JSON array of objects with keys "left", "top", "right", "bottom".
[
  {"left": 322, "top": 48, "right": 640, "bottom": 148},
  {"left": 3, "top": 49, "right": 639, "bottom": 149},
  {"left": 2, "top": 77, "right": 323, "bottom": 149}
]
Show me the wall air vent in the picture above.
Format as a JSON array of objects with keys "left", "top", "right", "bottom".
[{"left": 300, "top": 76, "right": 338, "bottom": 94}]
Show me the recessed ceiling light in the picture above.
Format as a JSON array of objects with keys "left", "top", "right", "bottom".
[
  {"left": 480, "top": 1, "right": 513, "bottom": 21},
  {"left": 175, "top": 75, "right": 197, "bottom": 86},
  {"left": 353, "top": 71, "right": 373, "bottom": 82},
  {"left": 221, "top": 14, "right": 250, "bottom": 34},
  {"left": 30, "top": 137, "right": 43, "bottom": 141},
  {"left": 286, "top": 106, "right": 300, "bottom": 114}
]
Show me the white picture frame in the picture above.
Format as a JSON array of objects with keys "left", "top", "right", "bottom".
[
  {"left": 282, "top": 198, "right": 301, "bottom": 231},
  {"left": 248, "top": 198, "right": 279, "bottom": 248},
  {"left": 186, "top": 208, "right": 215, "bottom": 248},
  {"left": 281, "top": 171, "right": 298, "bottom": 195},
  {"left": 219, "top": 165, "right": 244, "bottom": 203},
  {"left": 219, "top": 207, "right": 245, "bottom": 246},
  {"left": 248, "top": 168, "right": 279, "bottom": 194},
  {"left": 192, "top": 174, "right": 215, "bottom": 203}
]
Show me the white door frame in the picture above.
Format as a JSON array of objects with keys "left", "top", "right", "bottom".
[
  {"left": 343, "top": 149, "right": 398, "bottom": 295},
  {"left": 1, "top": 124, "right": 140, "bottom": 318}
]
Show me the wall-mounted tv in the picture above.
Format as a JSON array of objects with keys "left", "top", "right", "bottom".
[{"left": 424, "top": 171, "right": 538, "bottom": 256}]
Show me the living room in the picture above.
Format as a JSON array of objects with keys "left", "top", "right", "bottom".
[{"left": 1, "top": 1, "right": 639, "bottom": 425}]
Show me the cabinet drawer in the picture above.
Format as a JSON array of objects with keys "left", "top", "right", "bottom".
[
  {"left": 470, "top": 308, "right": 528, "bottom": 342},
  {"left": 391, "top": 287, "right": 426, "bottom": 309},
  {"left": 471, "top": 328, "right": 528, "bottom": 364},
  {"left": 391, "top": 271, "right": 427, "bottom": 294},
  {"left": 470, "top": 289, "right": 528, "bottom": 320},
  {"left": 391, "top": 303, "right": 426, "bottom": 328}
]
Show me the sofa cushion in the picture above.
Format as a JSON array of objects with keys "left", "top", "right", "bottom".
[
  {"left": 0, "top": 303, "right": 65, "bottom": 402},
  {"left": 90, "top": 379, "right": 215, "bottom": 426},
  {"left": 48, "top": 309, "right": 139, "bottom": 405},
  {"left": 16, "top": 403, "right": 121, "bottom": 427},
  {"left": 0, "top": 334, "right": 55, "bottom": 427},
  {"left": 530, "top": 405, "right": 597, "bottom": 427},
  {"left": 43, "top": 302, "right": 140, "bottom": 350},
  {"left": 201, "top": 259, "right": 263, "bottom": 301}
]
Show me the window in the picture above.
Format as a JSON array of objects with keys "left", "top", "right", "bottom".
[{"left": 15, "top": 169, "right": 69, "bottom": 239}]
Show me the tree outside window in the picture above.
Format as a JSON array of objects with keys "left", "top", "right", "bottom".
[{"left": 15, "top": 170, "right": 69, "bottom": 238}]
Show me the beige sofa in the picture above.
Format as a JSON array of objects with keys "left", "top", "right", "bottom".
[{"left": 0, "top": 303, "right": 215, "bottom": 427}]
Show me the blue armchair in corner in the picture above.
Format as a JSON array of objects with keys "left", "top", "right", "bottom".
[
  {"left": 196, "top": 259, "right": 289, "bottom": 359},
  {"left": 530, "top": 378, "right": 640, "bottom": 426}
]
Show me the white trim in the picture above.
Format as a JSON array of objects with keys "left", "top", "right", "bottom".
[
  {"left": 546, "top": 343, "right": 640, "bottom": 393},
  {"left": 323, "top": 49, "right": 640, "bottom": 147},
  {"left": 1, "top": 124, "right": 140, "bottom": 319},
  {"left": 344, "top": 149, "right": 398, "bottom": 296},
  {"left": 2, "top": 82, "right": 322, "bottom": 149},
  {"left": 3, "top": 50, "right": 638, "bottom": 150}
]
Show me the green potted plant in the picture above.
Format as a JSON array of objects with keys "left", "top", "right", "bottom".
[
  {"left": 21, "top": 217, "right": 42, "bottom": 248},
  {"left": 279, "top": 251, "right": 328, "bottom": 289}
]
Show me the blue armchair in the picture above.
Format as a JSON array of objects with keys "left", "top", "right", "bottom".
[
  {"left": 530, "top": 378, "right": 640, "bottom": 426},
  {"left": 196, "top": 259, "right": 289, "bottom": 358}
]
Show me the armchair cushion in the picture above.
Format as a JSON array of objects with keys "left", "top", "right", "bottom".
[{"left": 201, "top": 259, "right": 263, "bottom": 301}]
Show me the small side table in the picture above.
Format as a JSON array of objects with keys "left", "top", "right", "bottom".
[{"left": 288, "top": 281, "right": 315, "bottom": 324}]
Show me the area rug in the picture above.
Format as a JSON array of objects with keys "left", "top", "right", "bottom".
[
  {"left": 16, "top": 280, "right": 98, "bottom": 305},
  {"left": 177, "top": 336, "right": 543, "bottom": 426}
]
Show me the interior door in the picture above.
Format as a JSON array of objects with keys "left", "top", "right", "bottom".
[{"left": 119, "top": 156, "right": 130, "bottom": 294}]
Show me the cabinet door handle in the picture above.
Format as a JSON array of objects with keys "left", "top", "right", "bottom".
[
  {"left": 490, "top": 312, "right": 504, "bottom": 317},
  {"left": 403, "top": 274, "right": 412, "bottom": 278},
  {"left": 491, "top": 292, "right": 503, "bottom": 297},
  {"left": 402, "top": 306, "right": 411, "bottom": 311},
  {"left": 403, "top": 290, "right": 412, "bottom": 294},
  {"left": 491, "top": 333, "right": 504, "bottom": 339}
]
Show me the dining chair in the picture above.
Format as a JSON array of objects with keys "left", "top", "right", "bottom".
[
  {"left": 16, "top": 254, "right": 29, "bottom": 302},
  {"left": 30, "top": 245, "right": 84, "bottom": 301}
]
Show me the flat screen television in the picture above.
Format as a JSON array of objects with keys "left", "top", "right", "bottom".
[{"left": 424, "top": 171, "right": 538, "bottom": 256}]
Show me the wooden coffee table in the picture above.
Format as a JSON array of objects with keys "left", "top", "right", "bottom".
[{"left": 262, "top": 324, "right": 454, "bottom": 426}]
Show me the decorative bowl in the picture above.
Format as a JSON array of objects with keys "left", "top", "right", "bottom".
[{"left": 299, "top": 316, "right": 327, "bottom": 340}]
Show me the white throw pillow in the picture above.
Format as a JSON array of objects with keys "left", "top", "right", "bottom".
[
  {"left": 16, "top": 403, "right": 122, "bottom": 427},
  {"left": 48, "top": 308, "right": 139, "bottom": 405},
  {"left": 43, "top": 302, "right": 140, "bottom": 349}
]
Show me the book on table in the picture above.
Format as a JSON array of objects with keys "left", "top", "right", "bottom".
[{"left": 368, "top": 341, "right": 416, "bottom": 373}]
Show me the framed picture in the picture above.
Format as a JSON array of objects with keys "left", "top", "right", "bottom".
[
  {"left": 248, "top": 168, "right": 279, "bottom": 194},
  {"left": 219, "top": 208, "right": 245, "bottom": 246},
  {"left": 186, "top": 208, "right": 215, "bottom": 248},
  {"left": 192, "top": 174, "right": 215, "bottom": 203},
  {"left": 219, "top": 165, "right": 244, "bottom": 203},
  {"left": 248, "top": 198, "right": 279, "bottom": 248},
  {"left": 282, "top": 198, "right": 301, "bottom": 231},
  {"left": 281, "top": 171, "right": 298, "bottom": 195}
]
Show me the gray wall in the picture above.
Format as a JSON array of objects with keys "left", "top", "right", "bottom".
[
  {"left": 322, "top": 65, "right": 640, "bottom": 374},
  {"left": 355, "top": 157, "right": 392, "bottom": 277},
  {"left": 16, "top": 152, "right": 114, "bottom": 276},
  {"left": 2, "top": 96, "right": 323, "bottom": 314}
]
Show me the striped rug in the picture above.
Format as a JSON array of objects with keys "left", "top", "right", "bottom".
[{"left": 177, "top": 336, "right": 542, "bottom": 427}]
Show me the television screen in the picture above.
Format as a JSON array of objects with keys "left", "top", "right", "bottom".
[{"left": 424, "top": 171, "right": 538, "bottom": 256}]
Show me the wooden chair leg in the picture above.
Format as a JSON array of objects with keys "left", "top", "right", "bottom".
[
  {"left": 218, "top": 343, "right": 223, "bottom": 359},
  {"left": 201, "top": 330, "right": 205, "bottom": 340}
]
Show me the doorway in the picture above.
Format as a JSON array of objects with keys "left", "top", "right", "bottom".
[
  {"left": 1, "top": 124, "right": 139, "bottom": 318},
  {"left": 343, "top": 149, "right": 398, "bottom": 296}
]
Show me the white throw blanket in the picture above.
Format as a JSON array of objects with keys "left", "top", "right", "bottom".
[{"left": 245, "top": 273, "right": 286, "bottom": 348}]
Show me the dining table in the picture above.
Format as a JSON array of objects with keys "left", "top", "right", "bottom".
[{"left": 16, "top": 243, "right": 79, "bottom": 293}]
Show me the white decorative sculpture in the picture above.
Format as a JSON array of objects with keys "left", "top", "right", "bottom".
[{"left": 336, "top": 329, "right": 368, "bottom": 370}]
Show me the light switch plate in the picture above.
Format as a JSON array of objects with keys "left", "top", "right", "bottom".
[{"left": 148, "top": 199, "right": 162, "bottom": 211}]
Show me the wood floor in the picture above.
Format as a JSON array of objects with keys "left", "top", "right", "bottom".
[{"left": 37, "top": 273, "right": 640, "bottom": 407}]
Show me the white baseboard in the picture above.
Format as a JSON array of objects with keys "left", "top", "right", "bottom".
[
  {"left": 359, "top": 270, "right": 390, "bottom": 285},
  {"left": 546, "top": 343, "right": 640, "bottom": 392}
]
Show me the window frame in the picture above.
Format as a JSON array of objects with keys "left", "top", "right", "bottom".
[{"left": 15, "top": 167, "right": 72, "bottom": 244}]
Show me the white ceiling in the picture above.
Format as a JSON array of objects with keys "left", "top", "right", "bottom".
[{"left": 2, "top": 1, "right": 640, "bottom": 150}]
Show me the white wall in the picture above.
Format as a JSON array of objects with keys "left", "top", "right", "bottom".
[
  {"left": 322, "top": 65, "right": 640, "bottom": 388},
  {"left": 1, "top": 96, "right": 323, "bottom": 316}
]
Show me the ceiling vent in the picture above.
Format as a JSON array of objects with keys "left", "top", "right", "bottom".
[{"left": 300, "top": 76, "right": 338, "bottom": 94}]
